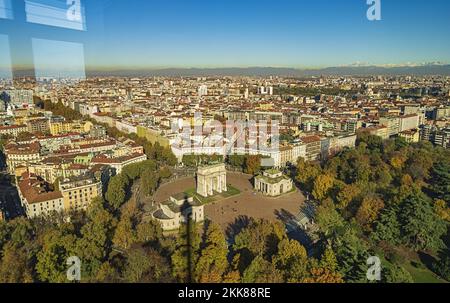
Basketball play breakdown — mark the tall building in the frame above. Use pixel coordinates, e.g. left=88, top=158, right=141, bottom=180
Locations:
left=198, top=85, right=208, bottom=97
left=434, top=127, right=450, bottom=149
left=379, top=116, right=400, bottom=137
left=432, top=107, right=450, bottom=120
left=257, top=86, right=273, bottom=95
left=420, top=124, right=436, bottom=142
left=399, top=114, right=420, bottom=132
left=380, top=115, right=419, bottom=137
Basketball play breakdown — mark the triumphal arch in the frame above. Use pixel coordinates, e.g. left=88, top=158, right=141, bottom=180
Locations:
left=196, top=163, right=227, bottom=197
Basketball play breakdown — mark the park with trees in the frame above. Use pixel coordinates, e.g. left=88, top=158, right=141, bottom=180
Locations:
left=296, top=133, right=450, bottom=282
left=1, top=102, right=449, bottom=282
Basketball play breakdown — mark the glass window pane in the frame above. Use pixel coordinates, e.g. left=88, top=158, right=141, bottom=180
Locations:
left=0, top=0, right=13, bottom=20
left=32, top=38, right=85, bottom=80
left=0, top=34, right=12, bottom=81
left=25, top=0, right=86, bottom=31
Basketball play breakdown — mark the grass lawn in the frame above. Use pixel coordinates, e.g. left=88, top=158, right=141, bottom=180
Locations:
left=221, top=185, right=241, bottom=198
left=184, top=188, right=216, bottom=204
left=403, top=261, right=447, bottom=283
left=184, top=184, right=241, bottom=205
left=378, top=248, right=447, bottom=283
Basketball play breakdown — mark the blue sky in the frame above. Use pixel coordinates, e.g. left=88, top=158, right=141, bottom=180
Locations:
left=1, top=0, right=450, bottom=70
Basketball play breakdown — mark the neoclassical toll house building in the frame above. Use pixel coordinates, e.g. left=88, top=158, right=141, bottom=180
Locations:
left=254, top=169, right=293, bottom=197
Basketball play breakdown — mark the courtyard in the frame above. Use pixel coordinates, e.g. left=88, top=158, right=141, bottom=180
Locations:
left=153, top=172, right=305, bottom=230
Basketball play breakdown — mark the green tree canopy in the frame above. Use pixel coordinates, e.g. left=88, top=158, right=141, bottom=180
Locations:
left=382, top=265, right=414, bottom=283
left=399, top=193, right=447, bottom=252
left=194, top=223, right=229, bottom=283
left=242, top=255, right=283, bottom=283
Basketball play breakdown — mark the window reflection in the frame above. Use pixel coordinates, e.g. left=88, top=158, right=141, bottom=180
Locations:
left=25, top=0, right=86, bottom=31
left=0, top=35, right=12, bottom=80
left=0, top=0, right=13, bottom=20
left=32, top=38, right=85, bottom=80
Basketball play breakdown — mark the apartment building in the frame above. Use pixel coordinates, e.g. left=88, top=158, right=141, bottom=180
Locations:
left=28, top=161, right=90, bottom=184
left=420, top=124, right=436, bottom=142
left=17, top=172, right=102, bottom=218
left=91, top=152, right=147, bottom=174
left=27, top=118, right=50, bottom=134
left=18, top=172, right=65, bottom=218
left=379, top=116, right=401, bottom=137
left=38, top=133, right=81, bottom=154
left=399, top=129, right=420, bottom=143
left=59, top=174, right=102, bottom=212
left=115, top=120, right=137, bottom=134
left=360, top=126, right=389, bottom=140
left=74, top=140, right=118, bottom=154
left=321, top=134, right=357, bottom=159
left=399, top=114, right=420, bottom=133
left=431, top=107, right=450, bottom=120
left=279, top=145, right=294, bottom=167
left=0, top=90, right=33, bottom=108
left=434, top=127, right=450, bottom=149
left=5, top=141, right=41, bottom=174
left=292, top=142, right=307, bottom=164
left=0, top=124, right=28, bottom=137
left=89, top=125, right=107, bottom=138
left=49, top=120, right=92, bottom=136
left=300, top=135, right=322, bottom=162
left=380, top=115, right=420, bottom=137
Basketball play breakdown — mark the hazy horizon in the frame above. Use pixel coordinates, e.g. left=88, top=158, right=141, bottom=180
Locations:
left=2, top=0, right=450, bottom=70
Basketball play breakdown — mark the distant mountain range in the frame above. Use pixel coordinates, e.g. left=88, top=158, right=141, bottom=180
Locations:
left=6, top=64, right=450, bottom=78
left=85, top=64, right=450, bottom=77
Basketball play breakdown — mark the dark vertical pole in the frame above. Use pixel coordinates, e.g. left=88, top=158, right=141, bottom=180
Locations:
left=184, top=193, right=194, bottom=283
left=186, top=211, right=193, bottom=283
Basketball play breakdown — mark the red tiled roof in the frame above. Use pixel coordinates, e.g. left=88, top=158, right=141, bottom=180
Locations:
left=0, top=125, right=27, bottom=130
left=91, top=153, right=146, bottom=164
left=18, top=172, right=63, bottom=204
left=301, top=135, right=322, bottom=144
left=5, top=142, right=40, bottom=155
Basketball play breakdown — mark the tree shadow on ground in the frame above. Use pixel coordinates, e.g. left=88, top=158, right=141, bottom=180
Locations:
left=226, top=215, right=252, bottom=242
left=274, top=208, right=296, bottom=224
left=418, top=251, right=438, bottom=272
left=275, top=208, right=314, bottom=254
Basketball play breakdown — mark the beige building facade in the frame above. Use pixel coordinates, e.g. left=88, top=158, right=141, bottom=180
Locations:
left=255, top=169, right=293, bottom=197
left=152, top=194, right=204, bottom=231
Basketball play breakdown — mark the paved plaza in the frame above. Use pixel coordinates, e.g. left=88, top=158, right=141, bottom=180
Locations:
left=154, top=172, right=305, bottom=230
